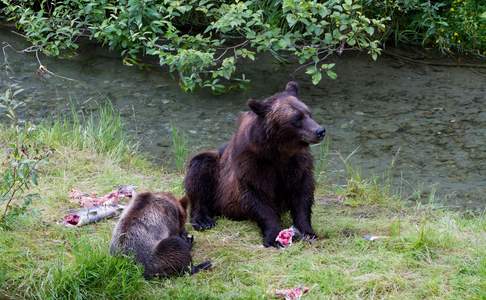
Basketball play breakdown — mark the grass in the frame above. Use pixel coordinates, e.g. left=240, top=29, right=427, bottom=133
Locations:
left=170, top=123, right=190, bottom=172
left=34, top=236, right=147, bottom=300
left=313, top=135, right=331, bottom=183
left=0, top=111, right=485, bottom=299
left=35, top=103, right=134, bottom=161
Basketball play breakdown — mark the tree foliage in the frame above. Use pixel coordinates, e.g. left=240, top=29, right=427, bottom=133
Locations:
left=2, top=0, right=386, bottom=92
left=364, top=0, right=486, bottom=55
left=2, top=0, right=484, bottom=92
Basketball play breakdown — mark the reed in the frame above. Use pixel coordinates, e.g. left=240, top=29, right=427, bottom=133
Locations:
left=170, top=124, right=189, bottom=172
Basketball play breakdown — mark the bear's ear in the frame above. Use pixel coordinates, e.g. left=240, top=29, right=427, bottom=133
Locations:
left=285, top=81, right=299, bottom=96
left=179, top=196, right=189, bottom=211
left=247, top=99, right=269, bottom=116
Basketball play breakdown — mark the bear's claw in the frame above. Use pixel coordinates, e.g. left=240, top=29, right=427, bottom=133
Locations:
left=191, top=216, right=216, bottom=231
left=263, top=239, right=284, bottom=248
left=301, top=233, right=318, bottom=243
left=179, top=232, right=194, bottom=247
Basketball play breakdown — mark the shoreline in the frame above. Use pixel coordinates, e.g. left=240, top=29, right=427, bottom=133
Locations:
left=0, top=121, right=484, bottom=299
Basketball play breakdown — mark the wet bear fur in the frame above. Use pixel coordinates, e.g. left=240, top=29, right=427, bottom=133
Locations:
left=184, top=81, right=326, bottom=247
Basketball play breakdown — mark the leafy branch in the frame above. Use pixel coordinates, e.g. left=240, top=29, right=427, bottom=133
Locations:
left=2, top=0, right=388, bottom=92
left=0, top=87, right=51, bottom=225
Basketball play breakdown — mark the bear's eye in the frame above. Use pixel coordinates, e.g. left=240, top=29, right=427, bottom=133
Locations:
left=292, top=115, right=303, bottom=128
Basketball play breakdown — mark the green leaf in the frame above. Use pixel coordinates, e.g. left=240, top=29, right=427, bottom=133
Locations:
left=324, top=33, right=333, bottom=44
left=31, top=172, right=38, bottom=185
left=321, top=63, right=335, bottom=70
left=305, top=66, right=317, bottom=75
left=286, top=14, right=298, bottom=27
left=312, top=71, right=322, bottom=85
left=305, top=66, right=322, bottom=85
left=326, top=70, right=337, bottom=79
left=365, top=27, right=374, bottom=35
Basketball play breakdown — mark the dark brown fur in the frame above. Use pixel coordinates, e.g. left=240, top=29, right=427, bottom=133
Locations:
left=110, top=192, right=210, bottom=277
left=184, top=81, right=325, bottom=247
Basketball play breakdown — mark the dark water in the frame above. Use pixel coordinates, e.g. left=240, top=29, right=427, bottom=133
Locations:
left=1, top=28, right=485, bottom=210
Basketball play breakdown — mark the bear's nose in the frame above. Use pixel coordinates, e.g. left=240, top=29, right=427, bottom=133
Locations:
left=315, top=127, right=326, bottom=138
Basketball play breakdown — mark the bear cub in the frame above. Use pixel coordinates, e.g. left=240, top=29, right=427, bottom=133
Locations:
left=110, top=192, right=211, bottom=278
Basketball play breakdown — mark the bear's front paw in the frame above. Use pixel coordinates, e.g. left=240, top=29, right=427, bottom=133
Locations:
left=191, top=216, right=216, bottom=231
left=263, top=239, right=284, bottom=248
left=180, top=231, right=194, bottom=247
left=263, top=230, right=282, bottom=248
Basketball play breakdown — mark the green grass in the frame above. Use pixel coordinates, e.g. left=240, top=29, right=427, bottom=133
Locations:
left=170, top=124, right=190, bottom=173
left=35, top=103, right=134, bottom=161
left=35, top=236, right=147, bottom=300
left=312, top=135, right=331, bottom=183
left=0, top=116, right=485, bottom=299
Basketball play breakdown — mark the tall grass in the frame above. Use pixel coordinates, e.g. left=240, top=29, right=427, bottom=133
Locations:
left=170, top=124, right=189, bottom=172
left=337, top=147, right=402, bottom=208
left=33, top=237, right=147, bottom=300
left=313, top=135, right=331, bottom=183
left=36, top=103, right=132, bottom=160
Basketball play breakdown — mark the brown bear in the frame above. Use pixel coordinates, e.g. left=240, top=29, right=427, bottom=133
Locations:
left=184, top=81, right=325, bottom=247
left=110, top=192, right=211, bottom=278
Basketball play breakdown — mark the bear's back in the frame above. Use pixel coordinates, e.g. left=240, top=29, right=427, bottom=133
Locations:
left=110, top=193, right=181, bottom=259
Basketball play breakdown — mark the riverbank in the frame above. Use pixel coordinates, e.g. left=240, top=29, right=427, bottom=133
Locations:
left=0, top=112, right=484, bottom=299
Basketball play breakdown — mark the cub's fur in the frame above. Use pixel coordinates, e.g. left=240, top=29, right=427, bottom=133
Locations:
left=110, top=192, right=210, bottom=278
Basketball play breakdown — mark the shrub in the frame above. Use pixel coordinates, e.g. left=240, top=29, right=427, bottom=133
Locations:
left=0, top=88, right=50, bottom=229
left=2, top=1, right=484, bottom=90
left=2, top=0, right=386, bottom=91
left=364, top=0, right=486, bottom=55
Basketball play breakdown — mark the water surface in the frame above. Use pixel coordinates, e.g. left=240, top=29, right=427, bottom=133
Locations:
left=1, top=28, right=485, bottom=210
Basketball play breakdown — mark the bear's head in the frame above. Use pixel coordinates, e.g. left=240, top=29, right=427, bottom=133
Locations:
left=247, top=81, right=325, bottom=148
left=153, top=192, right=188, bottom=230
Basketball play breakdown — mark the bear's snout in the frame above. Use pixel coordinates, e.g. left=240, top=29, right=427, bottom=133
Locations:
left=315, top=127, right=326, bottom=140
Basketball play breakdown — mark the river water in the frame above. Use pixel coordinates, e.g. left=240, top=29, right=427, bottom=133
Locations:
left=1, top=28, right=485, bottom=210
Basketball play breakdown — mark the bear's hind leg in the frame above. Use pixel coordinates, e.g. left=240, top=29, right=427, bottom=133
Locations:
left=184, top=151, right=219, bottom=230
left=145, top=236, right=192, bottom=278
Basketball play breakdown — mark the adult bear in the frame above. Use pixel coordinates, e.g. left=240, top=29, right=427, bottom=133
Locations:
left=184, top=81, right=325, bottom=247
